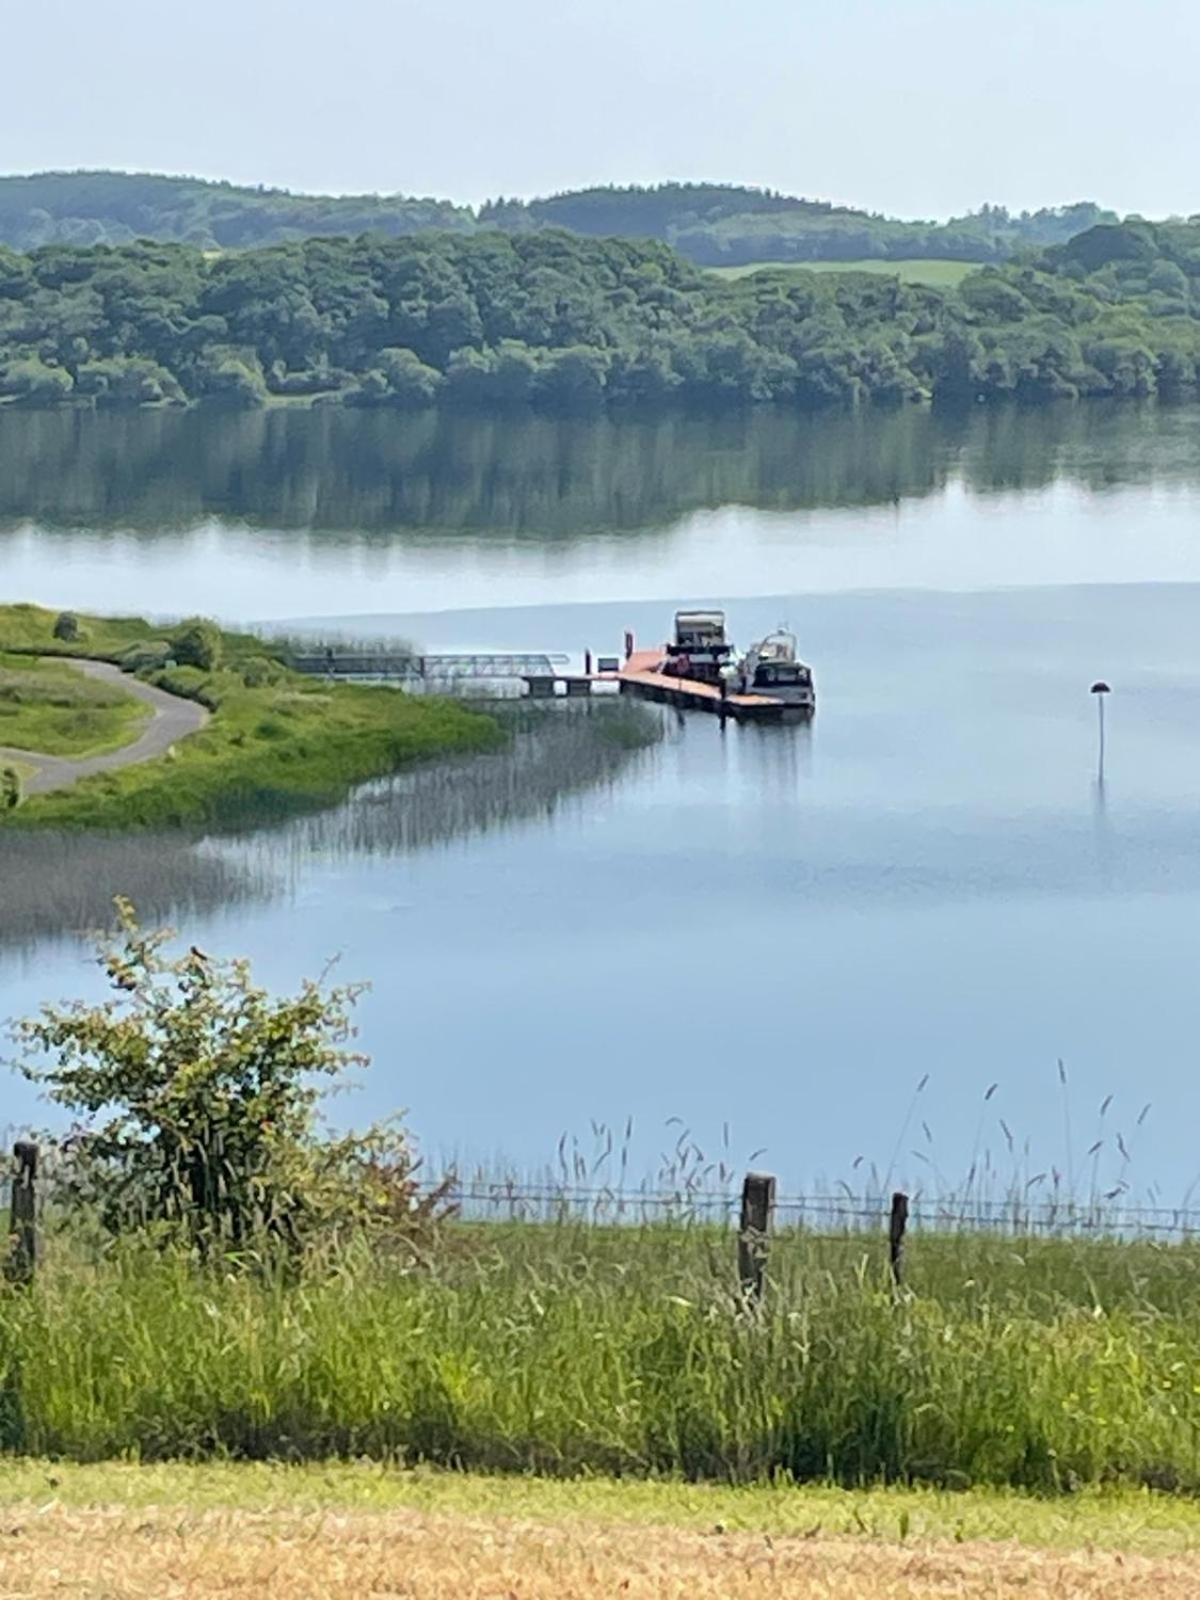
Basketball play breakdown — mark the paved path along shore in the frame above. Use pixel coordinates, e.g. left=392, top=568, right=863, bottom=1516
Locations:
left=0, top=659, right=210, bottom=795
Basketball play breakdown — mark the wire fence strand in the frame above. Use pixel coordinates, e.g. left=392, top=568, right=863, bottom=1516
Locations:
left=437, top=1179, right=1200, bottom=1239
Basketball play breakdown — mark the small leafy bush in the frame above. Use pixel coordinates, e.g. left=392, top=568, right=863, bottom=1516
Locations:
left=52, top=612, right=83, bottom=643
left=171, top=618, right=222, bottom=672
left=119, top=639, right=174, bottom=673
left=11, top=901, right=436, bottom=1256
left=151, top=664, right=222, bottom=710
left=239, top=655, right=285, bottom=689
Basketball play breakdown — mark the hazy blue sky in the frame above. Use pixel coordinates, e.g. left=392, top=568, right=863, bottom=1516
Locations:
left=5, top=0, right=1198, bottom=217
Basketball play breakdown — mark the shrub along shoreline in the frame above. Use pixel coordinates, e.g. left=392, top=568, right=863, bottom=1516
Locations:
left=0, top=604, right=504, bottom=828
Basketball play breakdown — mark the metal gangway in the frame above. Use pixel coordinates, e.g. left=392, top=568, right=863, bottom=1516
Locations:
left=289, top=650, right=570, bottom=683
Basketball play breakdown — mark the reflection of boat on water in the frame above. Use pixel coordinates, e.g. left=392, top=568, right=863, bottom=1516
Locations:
left=735, top=629, right=816, bottom=713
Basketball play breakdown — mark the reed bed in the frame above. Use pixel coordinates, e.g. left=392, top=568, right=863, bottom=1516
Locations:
left=3, top=1214, right=1200, bottom=1490
left=0, top=699, right=661, bottom=951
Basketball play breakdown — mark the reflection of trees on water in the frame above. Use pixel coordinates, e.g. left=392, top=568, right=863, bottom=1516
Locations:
left=0, top=702, right=660, bottom=952
left=0, top=404, right=1194, bottom=546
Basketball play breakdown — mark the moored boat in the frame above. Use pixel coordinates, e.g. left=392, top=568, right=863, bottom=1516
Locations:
left=661, top=609, right=738, bottom=686
left=736, top=629, right=816, bottom=712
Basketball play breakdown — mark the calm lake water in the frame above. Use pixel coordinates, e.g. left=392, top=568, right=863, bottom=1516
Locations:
left=4, top=404, right=1200, bottom=1204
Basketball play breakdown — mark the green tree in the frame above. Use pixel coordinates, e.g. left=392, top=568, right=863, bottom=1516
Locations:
left=172, top=618, right=222, bottom=671
left=925, top=324, right=984, bottom=402
left=1, top=357, right=74, bottom=404
left=443, top=342, right=540, bottom=407
left=377, top=346, right=443, bottom=407
left=76, top=356, right=183, bottom=406
left=534, top=345, right=609, bottom=411
left=11, top=902, right=368, bottom=1247
left=194, top=352, right=268, bottom=406
left=52, top=611, right=82, bottom=642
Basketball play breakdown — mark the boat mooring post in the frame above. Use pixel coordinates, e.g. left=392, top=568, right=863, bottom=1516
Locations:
left=1091, top=681, right=1111, bottom=783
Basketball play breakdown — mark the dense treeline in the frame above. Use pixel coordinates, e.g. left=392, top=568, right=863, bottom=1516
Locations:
left=483, top=184, right=1119, bottom=265
left=2, top=222, right=1200, bottom=412
left=1, top=171, right=1117, bottom=264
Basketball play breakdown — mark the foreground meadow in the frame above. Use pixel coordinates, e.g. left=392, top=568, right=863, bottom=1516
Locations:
left=0, top=1462, right=1196, bottom=1598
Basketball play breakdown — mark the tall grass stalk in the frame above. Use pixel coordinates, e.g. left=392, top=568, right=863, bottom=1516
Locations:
left=3, top=1219, right=1200, bottom=1489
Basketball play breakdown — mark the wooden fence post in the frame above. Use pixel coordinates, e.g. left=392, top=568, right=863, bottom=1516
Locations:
left=6, top=1142, right=37, bottom=1287
left=889, top=1190, right=909, bottom=1288
left=738, top=1171, right=776, bottom=1302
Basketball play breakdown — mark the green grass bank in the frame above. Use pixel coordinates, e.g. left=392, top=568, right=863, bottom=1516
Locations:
left=4, top=1219, right=1200, bottom=1491
left=0, top=652, right=150, bottom=757
left=0, top=604, right=504, bottom=828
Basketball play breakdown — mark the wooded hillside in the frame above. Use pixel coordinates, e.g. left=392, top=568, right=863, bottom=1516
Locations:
left=0, top=221, right=1197, bottom=411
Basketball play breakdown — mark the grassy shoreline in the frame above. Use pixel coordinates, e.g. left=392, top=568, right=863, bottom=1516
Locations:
left=0, top=604, right=504, bottom=828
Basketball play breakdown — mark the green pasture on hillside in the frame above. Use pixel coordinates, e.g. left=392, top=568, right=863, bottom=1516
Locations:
left=710, top=258, right=979, bottom=286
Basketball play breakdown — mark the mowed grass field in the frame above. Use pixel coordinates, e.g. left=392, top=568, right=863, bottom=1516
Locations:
left=0, top=651, right=149, bottom=757
left=0, top=1463, right=1196, bottom=1598
left=710, top=258, right=979, bottom=286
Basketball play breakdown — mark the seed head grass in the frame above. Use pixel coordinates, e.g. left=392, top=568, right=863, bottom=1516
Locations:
left=4, top=1218, right=1200, bottom=1492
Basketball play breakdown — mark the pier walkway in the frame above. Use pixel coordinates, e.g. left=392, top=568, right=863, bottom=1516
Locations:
left=615, top=649, right=790, bottom=721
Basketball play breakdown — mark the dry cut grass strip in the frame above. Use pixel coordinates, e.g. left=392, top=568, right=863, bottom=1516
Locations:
left=0, top=1504, right=1192, bottom=1599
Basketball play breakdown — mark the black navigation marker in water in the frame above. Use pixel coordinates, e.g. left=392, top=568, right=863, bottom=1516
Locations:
left=1091, top=681, right=1111, bottom=783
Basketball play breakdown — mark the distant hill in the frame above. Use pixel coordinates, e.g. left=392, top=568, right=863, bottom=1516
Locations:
left=0, top=172, right=1123, bottom=264
left=0, top=171, right=475, bottom=251
left=482, top=185, right=1121, bottom=266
